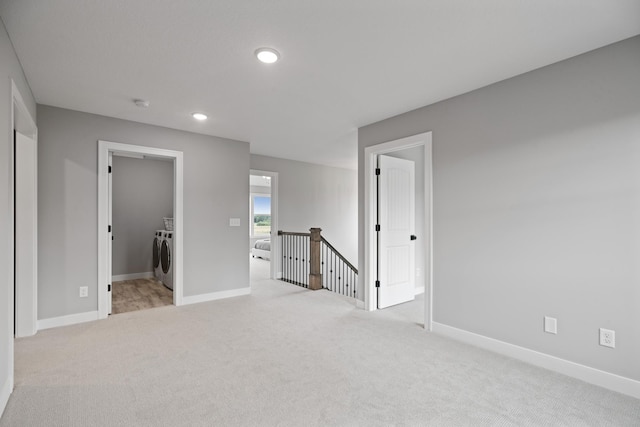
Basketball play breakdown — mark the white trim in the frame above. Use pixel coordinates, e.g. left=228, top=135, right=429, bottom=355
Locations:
left=37, top=311, right=100, bottom=331
left=250, top=169, right=279, bottom=280
left=355, top=299, right=365, bottom=309
left=432, top=322, right=640, bottom=400
left=0, top=378, right=11, bottom=418
left=98, top=141, right=184, bottom=319
left=414, top=286, right=425, bottom=295
left=112, top=272, right=155, bottom=282
left=182, top=287, right=251, bottom=305
left=363, top=132, right=433, bottom=330
left=11, top=81, right=38, bottom=340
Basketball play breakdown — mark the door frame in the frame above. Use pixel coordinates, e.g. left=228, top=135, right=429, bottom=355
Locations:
left=11, top=79, right=38, bottom=338
left=98, top=140, right=184, bottom=319
left=364, top=131, right=433, bottom=329
left=249, top=169, right=279, bottom=279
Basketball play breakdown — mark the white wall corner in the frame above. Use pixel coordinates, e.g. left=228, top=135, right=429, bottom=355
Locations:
left=182, top=287, right=251, bottom=306
left=432, top=322, right=640, bottom=400
left=37, top=311, right=99, bottom=331
left=0, top=378, right=11, bottom=419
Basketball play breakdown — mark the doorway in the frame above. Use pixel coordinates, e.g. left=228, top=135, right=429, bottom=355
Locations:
left=249, top=169, right=278, bottom=281
left=11, top=80, right=38, bottom=339
left=364, top=132, right=433, bottom=329
left=98, top=140, right=184, bottom=319
left=110, top=154, right=174, bottom=314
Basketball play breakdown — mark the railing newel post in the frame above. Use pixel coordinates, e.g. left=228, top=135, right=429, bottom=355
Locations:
left=309, top=228, right=323, bottom=290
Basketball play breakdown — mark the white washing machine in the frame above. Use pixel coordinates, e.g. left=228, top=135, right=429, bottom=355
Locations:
left=160, top=230, right=174, bottom=290
left=153, top=230, right=164, bottom=283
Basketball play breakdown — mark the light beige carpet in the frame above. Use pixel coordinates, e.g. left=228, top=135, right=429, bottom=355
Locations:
left=2, top=276, right=639, bottom=426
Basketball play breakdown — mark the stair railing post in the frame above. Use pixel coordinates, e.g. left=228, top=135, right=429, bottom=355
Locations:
left=309, top=228, right=323, bottom=290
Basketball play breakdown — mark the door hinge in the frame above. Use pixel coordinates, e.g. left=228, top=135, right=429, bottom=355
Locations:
left=375, top=168, right=381, bottom=176
left=108, top=225, right=112, bottom=232
left=107, top=284, right=111, bottom=292
left=108, top=165, right=112, bottom=173
left=375, top=224, right=380, bottom=232
left=375, top=280, right=380, bottom=288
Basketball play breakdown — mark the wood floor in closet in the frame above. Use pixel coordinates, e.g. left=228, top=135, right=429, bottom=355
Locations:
left=112, top=278, right=173, bottom=314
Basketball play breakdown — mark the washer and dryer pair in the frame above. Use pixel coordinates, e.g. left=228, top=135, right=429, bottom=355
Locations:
left=153, top=230, right=174, bottom=290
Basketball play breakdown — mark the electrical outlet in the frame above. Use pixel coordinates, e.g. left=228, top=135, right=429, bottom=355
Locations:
left=79, top=286, right=88, bottom=298
left=599, top=328, right=615, bottom=348
left=544, top=316, right=557, bottom=334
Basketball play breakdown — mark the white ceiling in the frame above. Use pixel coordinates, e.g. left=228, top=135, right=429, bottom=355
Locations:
left=2, top=1, right=639, bottom=169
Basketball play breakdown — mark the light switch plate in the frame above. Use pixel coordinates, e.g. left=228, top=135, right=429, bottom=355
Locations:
left=229, top=218, right=240, bottom=227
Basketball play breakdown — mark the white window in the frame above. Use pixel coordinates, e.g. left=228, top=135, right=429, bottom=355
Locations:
left=250, top=194, right=271, bottom=237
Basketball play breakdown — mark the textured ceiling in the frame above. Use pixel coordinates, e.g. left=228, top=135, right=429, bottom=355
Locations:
left=1, top=1, right=639, bottom=169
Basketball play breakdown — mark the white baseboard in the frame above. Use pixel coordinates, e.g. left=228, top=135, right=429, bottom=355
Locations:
left=37, top=311, right=99, bottom=331
left=432, top=322, right=640, bottom=400
left=355, top=299, right=365, bottom=309
left=415, top=286, right=425, bottom=295
left=112, top=271, right=154, bottom=282
left=276, top=271, right=283, bottom=279
left=182, top=287, right=251, bottom=305
left=0, top=378, right=11, bottom=419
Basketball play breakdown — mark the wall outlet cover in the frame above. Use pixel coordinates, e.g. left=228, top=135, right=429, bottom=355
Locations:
left=599, top=328, right=615, bottom=348
left=79, top=286, right=89, bottom=298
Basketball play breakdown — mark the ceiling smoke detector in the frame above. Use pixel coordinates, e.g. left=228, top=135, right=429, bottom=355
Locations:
left=134, top=99, right=150, bottom=108
left=255, top=47, right=280, bottom=64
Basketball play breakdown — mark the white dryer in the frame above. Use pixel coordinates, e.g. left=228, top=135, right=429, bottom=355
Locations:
left=153, top=230, right=164, bottom=282
left=160, top=230, right=174, bottom=290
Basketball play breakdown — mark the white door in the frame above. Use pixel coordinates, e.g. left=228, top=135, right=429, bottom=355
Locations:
left=107, top=152, right=113, bottom=314
left=15, top=131, right=38, bottom=336
left=377, top=154, right=415, bottom=309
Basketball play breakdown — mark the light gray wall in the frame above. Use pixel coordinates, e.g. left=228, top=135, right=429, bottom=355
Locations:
left=112, top=156, right=173, bottom=276
left=250, top=155, right=357, bottom=264
left=359, top=35, right=640, bottom=381
left=385, top=146, right=425, bottom=292
left=0, top=17, right=36, bottom=412
left=37, top=105, right=250, bottom=319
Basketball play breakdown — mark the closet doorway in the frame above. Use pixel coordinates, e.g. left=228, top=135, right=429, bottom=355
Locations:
left=98, top=141, right=184, bottom=319
left=249, top=170, right=278, bottom=282
left=110, top=153, right=174, bottom=314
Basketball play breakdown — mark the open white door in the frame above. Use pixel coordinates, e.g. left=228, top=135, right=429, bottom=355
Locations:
left=15, top=131, right=38, bottom=337
left=377, top=154, right=415, bottom=309
left=107, top=152, right=113, bottom=315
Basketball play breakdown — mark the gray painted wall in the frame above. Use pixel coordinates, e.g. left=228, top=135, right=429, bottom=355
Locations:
left=250, top=155, right=358, bottom=264
left=358, top=36, right=640, bottom=381
left=37, top=105, right=250, bottom=319
left=0, top=17, right=36, bottom=412
left=112, top=156, right=173, bottom=276
left=385, top=146, right=425, bottom=292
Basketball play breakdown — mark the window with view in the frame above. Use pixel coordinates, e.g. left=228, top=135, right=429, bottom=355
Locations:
left=251, top=195, right=271, bottom=237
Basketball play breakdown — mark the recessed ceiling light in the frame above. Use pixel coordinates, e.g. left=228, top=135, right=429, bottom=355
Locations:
left=192, top=112, right=208, bottom=121
left=255, top=47, right=280, bottom=64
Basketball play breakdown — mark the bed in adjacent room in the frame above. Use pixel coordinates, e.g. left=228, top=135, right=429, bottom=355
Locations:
left=252, top=238, right=271, bottom=260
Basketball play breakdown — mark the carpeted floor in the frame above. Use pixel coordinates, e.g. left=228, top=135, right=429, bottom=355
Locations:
left=2, top=273, right=639, bottom=426
left=112, top=278, right=173, bottom=314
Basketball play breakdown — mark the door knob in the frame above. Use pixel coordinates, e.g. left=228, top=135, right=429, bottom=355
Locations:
left=410, top=235, right=417, bottom=241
